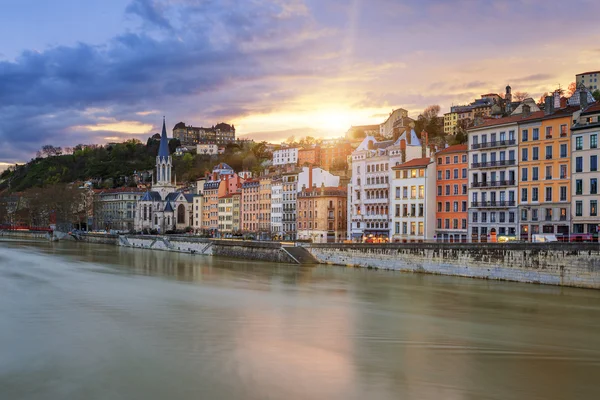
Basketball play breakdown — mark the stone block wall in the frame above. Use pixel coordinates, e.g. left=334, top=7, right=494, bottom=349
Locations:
left=306, top=243, right=600, bottom=289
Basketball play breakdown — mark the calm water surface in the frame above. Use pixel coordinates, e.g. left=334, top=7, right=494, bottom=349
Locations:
left=1, top=239, right=600, bottom=399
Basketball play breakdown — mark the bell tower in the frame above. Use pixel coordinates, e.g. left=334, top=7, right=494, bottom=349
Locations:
left=155, top=117, right=175, bottom=199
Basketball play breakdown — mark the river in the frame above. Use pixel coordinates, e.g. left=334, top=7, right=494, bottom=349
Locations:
left=1, top=239, right=599, bottom=399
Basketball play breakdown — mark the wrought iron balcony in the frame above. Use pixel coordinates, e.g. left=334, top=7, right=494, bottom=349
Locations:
left=471, top=160, right=516, bottom=169
left=470, top=200, right=516, bottom=208
left=471, top=180, right=516, bottom=188
left=471, top=139, right=516, bottom=150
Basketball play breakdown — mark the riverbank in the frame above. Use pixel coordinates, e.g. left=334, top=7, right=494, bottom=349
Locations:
left=2, top=230, right=600, bottom=289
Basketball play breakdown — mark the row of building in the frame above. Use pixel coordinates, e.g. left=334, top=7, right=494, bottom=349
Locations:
left=350, top=85, right=600, bottom=242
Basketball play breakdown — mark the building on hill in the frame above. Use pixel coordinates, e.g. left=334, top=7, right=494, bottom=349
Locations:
left=135, top=118, right=195, bottom=233
left=298, top=146, right=320, bottom=167
left=576, top=71, right=600, bottom=92
left=273, top=147, right=299, bottom=166
left=380, top=108, right=413, bottom=139
left=320, top=142, right=353, bottom=171
left=172, top=121, right=236, bottom=146
left=297, top=185, right=347, bottom=243
left=345, top=124, right=380, bottom=142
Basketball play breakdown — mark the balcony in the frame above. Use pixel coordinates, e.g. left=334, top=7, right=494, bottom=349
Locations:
left=471, top=139, right=516, bottom=150
left=471, top=180, right=516, bottom=188
left=364, top=182, right=388, bottom=189
left=560, top=215, right=567, bottom=221
left=470, top=200, right=516, bottom=208
left=471, top=160, right=516, bottom=169
left=364, top=198, right=389, bottom=204
left=545, top=215, right=553, bottom=221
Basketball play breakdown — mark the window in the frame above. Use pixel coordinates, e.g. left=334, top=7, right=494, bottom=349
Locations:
left=522, top=129, right=528, bottom=142
left=545, top=145, right=552, bottom=159
left=545, top=165, right=552, bottom=180
left=462, top=155, right=467, bottom=163
left=560, top=124, right=567, bottom=137
left=545, top=126, right=553, bottom=139
left=522, top=168, right=528, bottom=182
left=522, top=148, right=528, bottom=161
left=453, top=202, right=458, bottom=212
left=462, top=184, right=467, bottom=194
left=532, top=187, right=539, bottom=202
left=454, top=156, right=459, bottom=164
left=445, top=185, right=450, bottom=196
left=437, top=186, right=442, bottom=196
left=560, top=186, right=567, bottom=202
left=591, top=200, right=598, bottom=217
left=532, top=167, right=539, bottom=181
left=462, top=168, right=467, bottom=178
left=591, top=178, right=598, bottom=194
left=454, top=169, right=459, bottom=179
left=437, top=170, right=442, bottom=180
left=560, top=164, right=567, bottom=179
left=521, top=209, right=528, bottom=221
left=533, top=128, right=539, bottom=140
left=419, top=185, right=424, bottom=198
left=545, top=187, right=552, bottom=202
left=576, top=136, right=583, bottom=150
left=521, top=188, right=528, bottom=202
left=576, top=157, right=583, bottom=173
left=445, top=170, right=450, bottom=179
left=576, top=201, right=583, bottom=216
left=591, top=155, right=598, bottom=172
left=454, top=185, right=459, bottom=195
left=591, top=134, right=598, bottom=149
left=472, top=212, right=478, bottom=223
left=473, top=154, right=478, bottom=164
left=462, top=201, right=467, bottom=212
left=532, top=147, right=539, bottom=160
left=559, top=144, right=567, bottom=158
left=576, top=179, right=583, bottom=195
left=445, top=202, right=450, bottom=212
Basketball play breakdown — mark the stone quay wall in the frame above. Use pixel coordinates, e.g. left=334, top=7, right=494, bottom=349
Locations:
left=210, top=240, right=297, bottom=264
left=305, top=242, right=600, bottom=289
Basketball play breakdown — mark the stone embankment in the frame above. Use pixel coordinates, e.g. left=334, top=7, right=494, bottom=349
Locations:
left=305, top=242, right=600, bottom=289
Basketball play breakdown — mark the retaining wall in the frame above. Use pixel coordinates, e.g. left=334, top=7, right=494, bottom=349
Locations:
left=306, top=242, right=600, bottom=289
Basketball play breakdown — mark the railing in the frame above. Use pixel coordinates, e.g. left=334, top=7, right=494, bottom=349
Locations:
left=471, top=180, right=515, bottom=188
left=471, top=160, right=516, bottom=168
left=545, top=216, right=553, bottom=221
left=471, top=200, right=516, bottom=207
left=471, top=139, right=516, bottom=150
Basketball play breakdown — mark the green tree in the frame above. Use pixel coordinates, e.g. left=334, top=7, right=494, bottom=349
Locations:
left=593, top=90, right=600, bottom=102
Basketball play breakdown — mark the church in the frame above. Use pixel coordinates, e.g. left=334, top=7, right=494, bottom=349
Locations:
left=134, top=118, right=195, bottom=233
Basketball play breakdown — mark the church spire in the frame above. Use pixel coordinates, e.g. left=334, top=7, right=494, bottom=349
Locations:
left=158, top=116, right=170, bottom=161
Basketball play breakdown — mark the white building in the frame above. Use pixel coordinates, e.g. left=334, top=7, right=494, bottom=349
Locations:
left=273, top=147, right=299, bottom=166
left=197, top=143, right=218, bottom=155
left=467, top=116, right=520, bottom=241
left=281, top=171, right=298, bottom=240
left=297, top=166, right=339, bottom=190
left=271, top=178, right=283, bottom=238
left=348, top=130, right=429, bottom=241
left=571, top=101, right=600, bottom=236
left=390, top=158, right=436, bottom=242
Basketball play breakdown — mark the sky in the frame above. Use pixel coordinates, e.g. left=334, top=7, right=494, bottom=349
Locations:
left=1, top=0, right=600, bottom=170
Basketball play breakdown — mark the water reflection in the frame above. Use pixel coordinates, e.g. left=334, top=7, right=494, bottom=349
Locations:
left=1, top=239, right=600, bottom=400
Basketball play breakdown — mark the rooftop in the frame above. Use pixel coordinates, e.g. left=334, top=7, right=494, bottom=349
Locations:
left=436, top=144, right=468, bottom=155
left=391, top=157, right=432, bottom=170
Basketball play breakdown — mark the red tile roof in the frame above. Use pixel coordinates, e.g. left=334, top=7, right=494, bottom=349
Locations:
left=470, top=111, right=545, bottom=129
left=435, top=144, right=467, bottom=155
left=582, top=102, right=600, bottom=114
left=391, top=157, right=432, bottom=170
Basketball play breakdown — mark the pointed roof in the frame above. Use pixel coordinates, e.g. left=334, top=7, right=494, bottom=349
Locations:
left=158, top=117, right=170, bottom=160
left=164, top=201, right=174, bottom=212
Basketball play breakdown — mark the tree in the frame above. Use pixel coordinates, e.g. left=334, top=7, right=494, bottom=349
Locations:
left=513, top=91, right=530, bottom=101
left=593, top=90, right=600, bottom=102
left=286, top=136, right=296, bottom=145
left=537, top=92, right=549, bottom=106
left=566, top=82, right=577, bottom=97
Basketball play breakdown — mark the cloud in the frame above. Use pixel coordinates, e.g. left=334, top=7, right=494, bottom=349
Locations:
left=510, top=73, right=554, bottom=83
left=126, top=0, right=173, bottom=31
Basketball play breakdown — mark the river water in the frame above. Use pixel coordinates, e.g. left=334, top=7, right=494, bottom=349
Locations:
left=1, top=239, right=600, bottom=399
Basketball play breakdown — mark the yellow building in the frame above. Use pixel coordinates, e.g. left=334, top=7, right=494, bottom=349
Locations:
left=443, top=112, right=458, bottom=135
left=518, top=98, right=578, bottom=240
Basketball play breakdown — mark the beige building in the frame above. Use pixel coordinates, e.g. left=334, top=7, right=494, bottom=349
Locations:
left=297, top=186, right=347, bottom=243
left=380, top=108, right=411, bottom=138
left=576, top=71, right=600, bottom=92
left=197, top=143, right=218, bottom=155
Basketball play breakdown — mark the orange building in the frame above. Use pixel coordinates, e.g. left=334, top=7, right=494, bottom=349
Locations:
left=320, top=143, right=352, bottom=171
left=518, top=97, right=575, bottom=239
left=241, top=179, right=259, bottom=235
left=298, top=147, right=321, bottom=167
left=202, top=180, right=220, bottom=235
left=435, top=144, right=468, bottom=242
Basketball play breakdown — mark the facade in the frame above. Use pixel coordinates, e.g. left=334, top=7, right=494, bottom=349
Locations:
left=270, top=178, right=283, bottom=238
left=241, top=180, right=259, bottom=235
left=193, top=194, right=203, bottom=233
left=218, top=195, right=234, bottom=234
left=576, top=71, right=600, bottom=92
left=297, top=186, right=347, bottom=243
left=468, top=115, right=521, bottom=242
left=519, top=98, right=575, bottom=240
left=197, top=143, right=218, bottom=155
left=95, top=187, right=145, bottom=232
left=258, top=177, right=272, bottom=239
left=434, top=145, right=468, bottom=242
left=202, top=180, right=220, bottom=234
left=320, top=142, right=352, bottom=171
left=390, top=158, right=436, bottom=242
left=298, top=147, right=320, bottom=167
left=173, top=122, right=235, bottom=146
left=348, top=130, right=429, bottom=242
left=443, top=111, right=458, bottom=135
left=281, top=171, right=298, bottom=240
left=379, top=108, right=410, bottom=138
left=571, top=102, right=600, bottom=237
left=231, top=192, right=241, bottom=234
left=273, top=147, right=299, bottom=166
left=135, top=119, right=195, bottom=233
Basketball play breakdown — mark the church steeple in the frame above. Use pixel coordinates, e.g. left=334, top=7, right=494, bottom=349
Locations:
left=155, top=116, right=173, bottom=191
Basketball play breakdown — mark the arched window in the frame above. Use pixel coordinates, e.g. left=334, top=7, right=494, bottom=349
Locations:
left=177, top=204, right=185, bottom=224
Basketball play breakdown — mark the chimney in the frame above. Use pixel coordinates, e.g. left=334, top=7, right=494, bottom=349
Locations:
left=544, top=96, right=554, bottom=115
left=580, top=90, right=589, bottom=110
left=321, top=182, right=325, bottom=196
left=406, top=129, right=411, bottom=145
left=308, top=167, right=313, bottom=189
left=522, top=104, right=531, bottom=117
left=553, top=91, right=561, bottom=109
left=400, top=139, right=407, bottom=163
left=421, top=131, right=428, bottom=158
